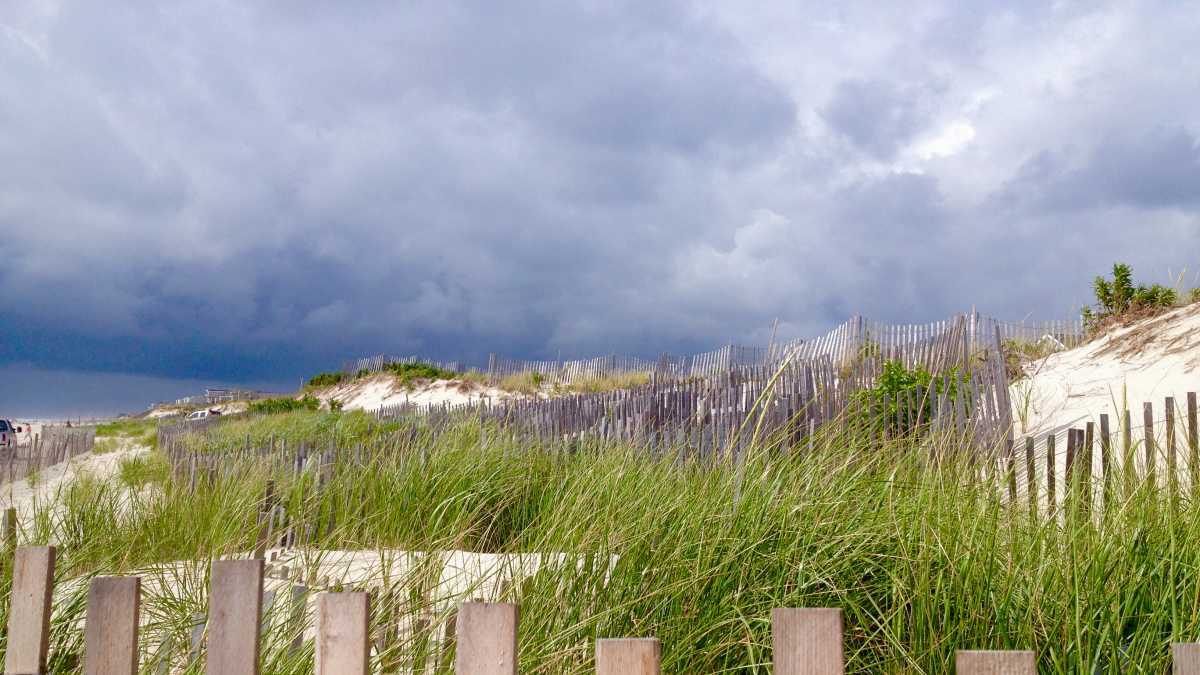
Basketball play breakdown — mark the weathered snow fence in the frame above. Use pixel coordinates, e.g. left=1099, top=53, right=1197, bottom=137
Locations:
left=771, top=607, right=844, bottom=674
left=955, top=650, right=1037, bottom=674
left=84, top=576, right=140, bottom=675
left=455, top=601, right=519, bottom=675
left=38, top=544, right=1200, bottom=672
left=208, top=559, right=264, bottom=675
left=595, top=638, right=661, bottom=675
left=1173, top=642, right=1200, bottom=674
left=4, top=546, right=55, bottom=675
left=316, top=592, right=370, bottom=675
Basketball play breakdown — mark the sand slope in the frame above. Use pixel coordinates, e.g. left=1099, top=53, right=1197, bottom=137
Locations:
left=1012, top=302, right=1200, bottom=438
left=312, top=375, right=514, bottom=413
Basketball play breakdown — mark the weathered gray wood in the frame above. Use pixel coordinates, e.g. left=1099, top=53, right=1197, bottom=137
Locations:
left=316, top=592, right=370, bottom=675
left=187, top=613, right=206, bottom=668
left=1046, top=433, right=1056, bottom=511
left=955, top=650, right=1036, bottom=674
left=455, top=602, right=518, bottom=675
left=4, top=540, right=55, bottom=672
left=1025, top=437, right=1036, bottom=516
left=5, top=546, right=56, bottom=675
left=1144, top=401, right=1156, bottom=480
left=290, top=585, right=309, bottom=654
left=1168, top=397, right=1178, bottom=493
left=771, top=607, right=843, bottom=674
left=595, top=638, right=660, bottom=675
left=1100, top=414, right=1112, bottom=509
left=2, top=508, right=15, bottom=553
left=1173, top=642, right=1200, bottom=674
left=1190, top=392, right=1199, bottom=492
left=208, top=559, right=264, bottom=675
left=84, top=576, right=140, bottom=675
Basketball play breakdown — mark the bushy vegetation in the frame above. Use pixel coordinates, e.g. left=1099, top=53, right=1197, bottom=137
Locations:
left=10, top=410, right=1200, bottom=671
left=1082, top=263, right=1178, bottom=329
left=305, top=371, right=346, bottom=389
left=851, top=360, right=966, bottom=436
left=247, top=395, right=322, bottom=415
left=556, top=371, right=651, bottom=394
left=1192, top=287, right=1200, bottom=304
left=384, top=361, right=457, bottom=386
left=1001, top=337, right=1062, bottom=381
left=94, top=417, right=157, bottom=449
left=497, top=371, right=546, bottom=395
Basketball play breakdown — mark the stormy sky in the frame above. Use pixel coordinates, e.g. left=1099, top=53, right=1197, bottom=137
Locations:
left=2, top=1, right=1199, bottom=417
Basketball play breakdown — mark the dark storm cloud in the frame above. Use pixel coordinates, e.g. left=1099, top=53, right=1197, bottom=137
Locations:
left=2, top=1, right=1200, bottom=416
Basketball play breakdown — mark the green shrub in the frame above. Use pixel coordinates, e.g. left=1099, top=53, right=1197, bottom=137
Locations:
left=386, top=361, right=456, bottom=388
left=306, top=371, right=346, bottom=388
left=248, top=395, right=322, bottom=415
left=1191, top=288, right=1200, bottom=304
left=1082, top=263, right=1177, bottom=329
left=852, top=360, right=966, bottom=436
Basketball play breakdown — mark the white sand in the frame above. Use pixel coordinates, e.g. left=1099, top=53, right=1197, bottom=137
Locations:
left=0, top=442, right=148, bottom=521
left=312, top=375, right=514, bottom=413
left=1011, top=302, right=1200, bottom=439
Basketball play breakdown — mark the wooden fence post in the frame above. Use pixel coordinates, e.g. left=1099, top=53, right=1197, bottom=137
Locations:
left=84, top=576, right=140, bottom=675
left=770, top=607, right=843, bottom=674
left=290, top=585, right=309, bottom=655
left=1189, top=392, right=1198, bottom=494
left=455, top=602, right=518, bottom=675
left=1100, top=414, right=1112, bottom=511
left=4, top=546, right=56, bottom=675
left=1046, top=433, right=1056, bottom=512
left=208, top=559, right=264, bottom=675
left=1025, top=437, right=1036, bottom=518
left=955, top=650, right=1036, bottom=674
left=595, top=638, right=661, bottom=675
left=2, top=508, right=15, bottom=554
left=1173, top=643, right=1200, bottom=674
left=1168, top=397, right=1178, bottom=498
left=316, top=592, right=370, bottom=675
left=1144, top=401, right=1156, bottom=483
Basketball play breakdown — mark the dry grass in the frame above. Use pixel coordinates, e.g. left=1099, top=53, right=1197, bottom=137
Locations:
left=555, top=371, right=652, bottom=394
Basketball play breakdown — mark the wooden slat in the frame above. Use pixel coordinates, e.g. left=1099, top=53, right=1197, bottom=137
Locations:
left=208, top=559, right=264, bottom=675
left=595, top=638, right=661, bottom=675
left=1025, top=437, right=1036, bottom=517
left=1046, top=433, right=1056, bottom=512
left=1168, top=397, right=1178, bottom=494
left=85, top=576, right=140, bottom=675
left=1100, top=414, right=1112, bottom=510
left=1190, top=392, right=1199, bottom=493
left=316, top=592, right=370, bottom=675
left=955, top=650, right=1036, bottom=674
left=1144, top=401, right=1156, bottom=481
left=5, top=546, right=56, bottom=675
left=1173, top=643, right=1200, bottom=674
left=771, top=607, right=843, bottom=674
left=455, top=602, right=518, bottom=675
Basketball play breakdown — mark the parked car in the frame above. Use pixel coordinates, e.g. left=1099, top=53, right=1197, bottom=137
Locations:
left=0, top=419, right=15, bottom=448
left=184, top=409, right=222, bottom=421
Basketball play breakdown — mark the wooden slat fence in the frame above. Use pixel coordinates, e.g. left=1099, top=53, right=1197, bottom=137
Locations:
left=1002, top=390, right=1200, bottom=515
left=340, top=311, right=1083, bottom=387
left=0, top=426, right=94, bottom=486
left=4, top=545, right=1200, bottom=672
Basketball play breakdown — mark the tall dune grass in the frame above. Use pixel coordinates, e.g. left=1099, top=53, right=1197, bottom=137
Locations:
left=5, top=413, right=1200, bottom=671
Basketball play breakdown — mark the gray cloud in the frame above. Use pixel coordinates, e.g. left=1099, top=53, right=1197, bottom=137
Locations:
left=1, top=1, right=1200, bottom=415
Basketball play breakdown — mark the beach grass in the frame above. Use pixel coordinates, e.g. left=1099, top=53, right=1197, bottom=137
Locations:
left=3, top=411, right=1200, bottom=672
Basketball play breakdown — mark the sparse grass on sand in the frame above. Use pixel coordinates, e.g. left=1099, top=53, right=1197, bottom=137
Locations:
left=94, top=417, right=158, bottom=449
left=7, top=407, right=1200, bottom=672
